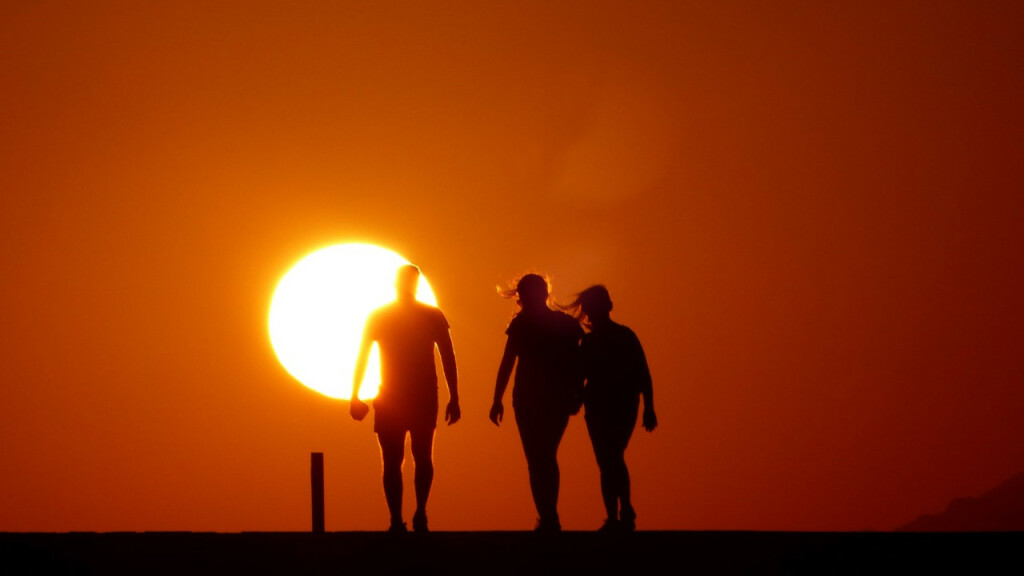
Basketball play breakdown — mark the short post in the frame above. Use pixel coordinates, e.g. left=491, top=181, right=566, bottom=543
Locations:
left=311, top=452, right=325, bottom=533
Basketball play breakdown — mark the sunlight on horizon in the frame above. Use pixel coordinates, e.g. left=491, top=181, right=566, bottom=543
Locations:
left=268, top=243, right=437, bottom=400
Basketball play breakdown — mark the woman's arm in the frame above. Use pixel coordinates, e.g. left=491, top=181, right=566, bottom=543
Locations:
left=636, top=335, right=657, bottom=431
left=490, top=338, right=516, bottom=426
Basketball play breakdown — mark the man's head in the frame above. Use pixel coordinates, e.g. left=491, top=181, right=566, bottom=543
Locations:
left=395, top=264, right=421, bottom=301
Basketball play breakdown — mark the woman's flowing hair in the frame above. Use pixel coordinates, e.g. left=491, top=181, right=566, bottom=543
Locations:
left=497, top=272, right=553, bottom=316
left=562, top=284, right=613, bottom=330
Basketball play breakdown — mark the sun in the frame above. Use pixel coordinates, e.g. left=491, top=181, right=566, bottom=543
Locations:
left=268, top=243, right=437, bottom=400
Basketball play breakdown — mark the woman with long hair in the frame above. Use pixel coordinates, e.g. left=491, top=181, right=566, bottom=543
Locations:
left=490, top=273, right=584, bottom=532
left=566, top=284, right=656, bottom=531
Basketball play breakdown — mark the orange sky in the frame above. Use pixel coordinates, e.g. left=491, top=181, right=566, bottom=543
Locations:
left=2, top=1, right=1023, bottom=532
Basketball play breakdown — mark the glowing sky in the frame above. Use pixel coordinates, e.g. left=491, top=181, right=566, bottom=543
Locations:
left=1, top=1, right=1022, bottom=532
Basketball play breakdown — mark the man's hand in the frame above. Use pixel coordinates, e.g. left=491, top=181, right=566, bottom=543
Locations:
left=350, top=398, right=369, bottom=421
left=445, top=399, right=461, bottom=425
left=489, top=401, right=504, bottom=426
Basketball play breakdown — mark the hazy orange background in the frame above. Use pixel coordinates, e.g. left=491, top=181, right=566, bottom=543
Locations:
left=2, top=1, right=1022, bottom=532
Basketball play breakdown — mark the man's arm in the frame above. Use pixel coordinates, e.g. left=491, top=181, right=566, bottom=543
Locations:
left=350, top=328, right=372, bottom=421
left=437, top=327, right=460, bottom=425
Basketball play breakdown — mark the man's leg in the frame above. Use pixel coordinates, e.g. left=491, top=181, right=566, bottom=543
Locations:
left=377, top=429, right=407, bottom=530
left=409, top=426, right=436, bottom=532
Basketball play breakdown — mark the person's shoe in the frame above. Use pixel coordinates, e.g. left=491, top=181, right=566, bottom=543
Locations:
left=598, top=518, right=619, bottom=532
left=412, top=510, right=429, bottom=533
left=619, top=508, right=637, bottom=532
left=534, top=517, right=561, bottom=533
left=387, top=519, right=407, bottom=534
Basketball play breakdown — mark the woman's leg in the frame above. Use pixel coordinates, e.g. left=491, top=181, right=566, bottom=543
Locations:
left=587, top=415, right=622, bottom=522
left=516, top=407, right=569, bottom=529
left=587, top=403, right=638, bottom=526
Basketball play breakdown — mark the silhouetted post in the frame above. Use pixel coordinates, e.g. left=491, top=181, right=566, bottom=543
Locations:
left=311, top=452, right=325, bottom=533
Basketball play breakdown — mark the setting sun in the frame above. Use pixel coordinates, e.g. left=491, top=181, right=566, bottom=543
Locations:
left=268, top=243, right=437, bottom=400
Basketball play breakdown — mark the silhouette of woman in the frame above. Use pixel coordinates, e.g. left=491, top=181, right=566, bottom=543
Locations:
left=490, top=273, right=584, bottom=532
left=566, top=285, right=656, bottom=531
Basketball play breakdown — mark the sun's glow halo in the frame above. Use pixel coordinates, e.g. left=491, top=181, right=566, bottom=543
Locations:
left=268, top=243, right=436, bottom=400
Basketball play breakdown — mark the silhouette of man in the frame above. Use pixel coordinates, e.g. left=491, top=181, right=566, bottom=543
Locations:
left=350, top=264, right=460, bottom=533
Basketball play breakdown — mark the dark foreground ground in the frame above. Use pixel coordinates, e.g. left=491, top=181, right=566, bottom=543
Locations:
left=1, top=530, right=1019, bottom=575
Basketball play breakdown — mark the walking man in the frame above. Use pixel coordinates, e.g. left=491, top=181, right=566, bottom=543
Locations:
left=351, top=264, right=460, bottom=533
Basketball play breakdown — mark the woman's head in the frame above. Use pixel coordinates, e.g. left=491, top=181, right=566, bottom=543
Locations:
left=498, top=273, right=551, bottom=312
left=567, top=284, right=613, bottom=328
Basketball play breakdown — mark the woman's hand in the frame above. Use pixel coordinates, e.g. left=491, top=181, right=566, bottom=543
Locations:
left=445, top=399, right=461, bottom=425
left=568, top=395, right=583, bottom=416
left=642, top=408, right=657, bottom=432
left=489, top=401, right=504, bottom=426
